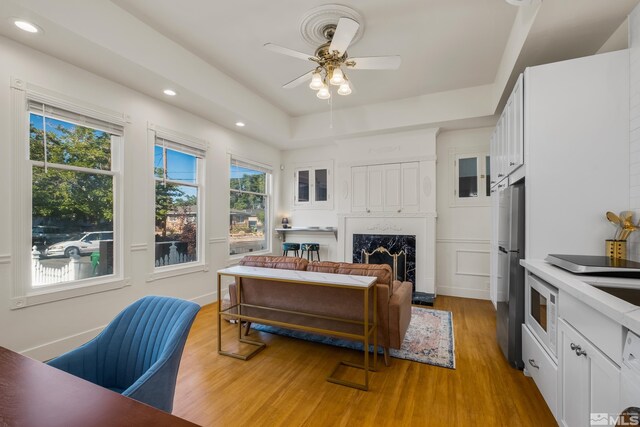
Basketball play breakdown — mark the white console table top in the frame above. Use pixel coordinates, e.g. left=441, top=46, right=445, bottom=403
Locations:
left=217, top=265, right=376, bottom=289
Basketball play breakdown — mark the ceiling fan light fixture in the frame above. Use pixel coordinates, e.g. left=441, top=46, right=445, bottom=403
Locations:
left=337, top=81, right=352, bottom=96
left=309, top=71, right=323, bottom=90
left=329, top=67, right=345, bottom=86
left=317, top=85, right=331, bottom=99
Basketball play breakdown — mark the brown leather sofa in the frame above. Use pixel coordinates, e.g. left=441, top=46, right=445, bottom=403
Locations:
left=227, top=255, right=413, bottom=366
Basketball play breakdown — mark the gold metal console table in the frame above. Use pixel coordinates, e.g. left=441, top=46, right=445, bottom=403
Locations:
left=217, top=265, right=377, bottom=390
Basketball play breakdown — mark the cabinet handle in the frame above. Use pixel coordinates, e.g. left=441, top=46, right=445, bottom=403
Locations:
left=570, top=343, right=587, bottom=357
left=498, top=174, right=504, bottom=177
left=397, top=209, right=401, bottom=213
left=509, top=162, right=515, bottom=166
left=366, top=209, right=370, bottom=213
left=528, top=359, right=539, bottom=369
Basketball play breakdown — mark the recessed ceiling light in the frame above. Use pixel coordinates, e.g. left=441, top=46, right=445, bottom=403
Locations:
left=235, top=122, right=246, bottom=127
left=163, top=89, right=177, bottom=96
left=14, top=20, right=39, bottom=33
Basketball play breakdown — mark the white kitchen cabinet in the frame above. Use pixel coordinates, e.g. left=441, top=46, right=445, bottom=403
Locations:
left=507, top=74, right=524, bottom=175
left=351, top=166, right=368, bottom=212
left=558, top=319, right=621, bottom=427
left=401, top=162, right=420, bottom=213
left=350, top=162, right=420, bottom=213
left=490, top=73, right=523, bottom=188
left=522, top=324, right=558, bottom=418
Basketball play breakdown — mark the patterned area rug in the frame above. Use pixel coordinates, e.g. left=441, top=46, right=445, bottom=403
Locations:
left=251, top=306, right=456, bottom=369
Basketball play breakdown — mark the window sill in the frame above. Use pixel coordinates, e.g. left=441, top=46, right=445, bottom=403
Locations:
left=147, top=262, right=209, bottom=282
left=228, top=249, right=273, bottom=264
left=11, top=276, right=130, bottom=309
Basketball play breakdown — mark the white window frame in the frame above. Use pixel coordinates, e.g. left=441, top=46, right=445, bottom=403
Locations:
left=147, top=124, right=208, bottom=282
left=229, top=155, right=272, bottom=260
left=10, top=78, right=128, bottom=309
left=451, top=150, right=491, bottom=207
left=293, top=160, right=333, bottom=210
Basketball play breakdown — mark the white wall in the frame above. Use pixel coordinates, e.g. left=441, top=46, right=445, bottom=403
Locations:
left=0, top=35, right=281, bottom=359
left=435, top=127, right=492, bottom=300
left=279, top=128, right=438, bottom=264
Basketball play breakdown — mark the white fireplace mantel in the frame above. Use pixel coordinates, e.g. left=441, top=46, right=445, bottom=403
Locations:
left=337, top=212, right=437, bottom=294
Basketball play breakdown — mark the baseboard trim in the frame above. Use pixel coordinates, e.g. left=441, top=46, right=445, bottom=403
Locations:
left=21, top=325, right=105, bottom=362
left=437, top=285, right=490, bottom=301
left=191, top=291, right=217, bottom=307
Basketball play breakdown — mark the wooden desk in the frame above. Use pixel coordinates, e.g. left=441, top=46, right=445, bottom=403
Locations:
left=217, top=265, right=377, bottom=390
left=0, top=346, right=199, bottom=427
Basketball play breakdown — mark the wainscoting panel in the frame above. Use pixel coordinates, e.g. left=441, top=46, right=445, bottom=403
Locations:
left=436, top=239, right=490, bottom=300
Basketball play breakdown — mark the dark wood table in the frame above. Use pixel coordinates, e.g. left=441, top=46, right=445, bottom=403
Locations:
left=0, top=346, right=199, bottom=427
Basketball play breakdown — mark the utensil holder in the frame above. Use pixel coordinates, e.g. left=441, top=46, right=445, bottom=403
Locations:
left=606, top=239, right=627, bottom=259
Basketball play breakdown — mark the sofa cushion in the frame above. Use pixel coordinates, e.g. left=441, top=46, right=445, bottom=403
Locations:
left=305, top=261, right=341, bottom=274
left=335, top=263, right=393, bottom=287
left=239, top=255, right=308, bottom=270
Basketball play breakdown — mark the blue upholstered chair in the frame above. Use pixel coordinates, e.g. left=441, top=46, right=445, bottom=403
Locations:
left=47, top=295, right=200, bottom=413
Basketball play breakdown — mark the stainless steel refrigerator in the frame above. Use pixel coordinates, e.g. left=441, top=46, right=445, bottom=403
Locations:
left=496, top=181, right=525, bottom=369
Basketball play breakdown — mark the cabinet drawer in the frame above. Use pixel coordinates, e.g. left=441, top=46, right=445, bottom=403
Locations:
left=559, top=291, right=623, bottom=363
left=523, top=324, right=558, bottom=418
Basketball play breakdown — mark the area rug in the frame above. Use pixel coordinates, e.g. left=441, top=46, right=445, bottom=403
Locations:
left=251, top=306, right=455, bottom=369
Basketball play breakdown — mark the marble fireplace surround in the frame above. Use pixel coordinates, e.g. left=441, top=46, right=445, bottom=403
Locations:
left=337, top=213, right=436, bottom=294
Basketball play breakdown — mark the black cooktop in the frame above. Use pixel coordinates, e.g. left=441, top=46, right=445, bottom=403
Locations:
left=546, top=254, right=640, bottom=277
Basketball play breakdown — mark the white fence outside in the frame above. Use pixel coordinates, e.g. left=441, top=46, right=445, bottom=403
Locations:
left=155, top=242, right=195, bottom=267
left=32, top=246, right=79, bottom=286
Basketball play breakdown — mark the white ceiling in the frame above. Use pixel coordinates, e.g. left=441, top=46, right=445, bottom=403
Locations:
left=111, top=0, right=517, bottom=117
left=0, top=0, right=638, bottom=149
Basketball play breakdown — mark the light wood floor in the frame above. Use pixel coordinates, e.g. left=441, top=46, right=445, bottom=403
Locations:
left=172, top=296, right=556, bottom=427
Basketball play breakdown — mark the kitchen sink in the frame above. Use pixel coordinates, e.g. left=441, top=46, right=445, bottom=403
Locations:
left=588, top=283, right=640, bottom=306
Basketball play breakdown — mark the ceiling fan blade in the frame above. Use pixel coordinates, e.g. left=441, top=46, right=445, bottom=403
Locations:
left=329, top=17, right=359, bottom=56
left=283, top=70, right=315, bottom=89
left=347, top=56, right=402, bottom=70
left=264, top=43, right=317, bottom=62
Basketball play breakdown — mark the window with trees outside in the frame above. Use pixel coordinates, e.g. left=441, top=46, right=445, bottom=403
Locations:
left=29, top=102, right=122, bottom=288
left=154, top=139, right=203, bottom=268
left=230, top=158, right=271, bottom=256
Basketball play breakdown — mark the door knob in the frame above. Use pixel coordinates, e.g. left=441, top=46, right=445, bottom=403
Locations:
left=528, top=359, right=539, bottom=369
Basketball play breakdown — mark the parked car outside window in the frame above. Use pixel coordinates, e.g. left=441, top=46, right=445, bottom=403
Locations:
left=45, top=231, right=113, bottom=258
left=31, top=226, right=71, bottom=248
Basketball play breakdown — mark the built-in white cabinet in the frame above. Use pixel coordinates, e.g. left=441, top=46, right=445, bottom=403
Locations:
left=490, top=74, right=523, bottom=188
left=401, top=163, right=420, bottom=213
left=558, top=319, right=621, bottom=427
left=351, top=162, right=420, bottom=213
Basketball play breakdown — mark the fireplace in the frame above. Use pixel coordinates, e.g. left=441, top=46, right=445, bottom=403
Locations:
left=338, top=213, right=436, bottom=303
left=352, top=234, right=416, bottom=289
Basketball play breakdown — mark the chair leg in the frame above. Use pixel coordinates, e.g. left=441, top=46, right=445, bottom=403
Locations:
left=383, top=347, right=391, bottom=367
left=244, top=321, right=252, bottom=336
left=282, top=250, right=286, bottom=256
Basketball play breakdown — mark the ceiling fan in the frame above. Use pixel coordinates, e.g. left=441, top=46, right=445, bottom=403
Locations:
left=264, top=17, right=401, bottom=100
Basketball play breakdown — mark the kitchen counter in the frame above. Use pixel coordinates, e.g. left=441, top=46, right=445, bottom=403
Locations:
left=521, top=259, right=640, bottom=335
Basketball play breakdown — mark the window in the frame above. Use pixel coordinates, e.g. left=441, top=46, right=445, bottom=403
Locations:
left=154, top=137, right=204, bottom=268
left=229, top=158, right=271, bottom=256
left=293, top=163, right=332, bottom=209
left=28, top=102, right=122, bottom=288
left=453, top=152, right=491, bottom=206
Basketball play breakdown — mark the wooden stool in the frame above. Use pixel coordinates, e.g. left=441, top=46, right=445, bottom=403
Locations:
left=300, top=243, right=320, bottom=261
left=282, top=242, right=300, bottom=257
